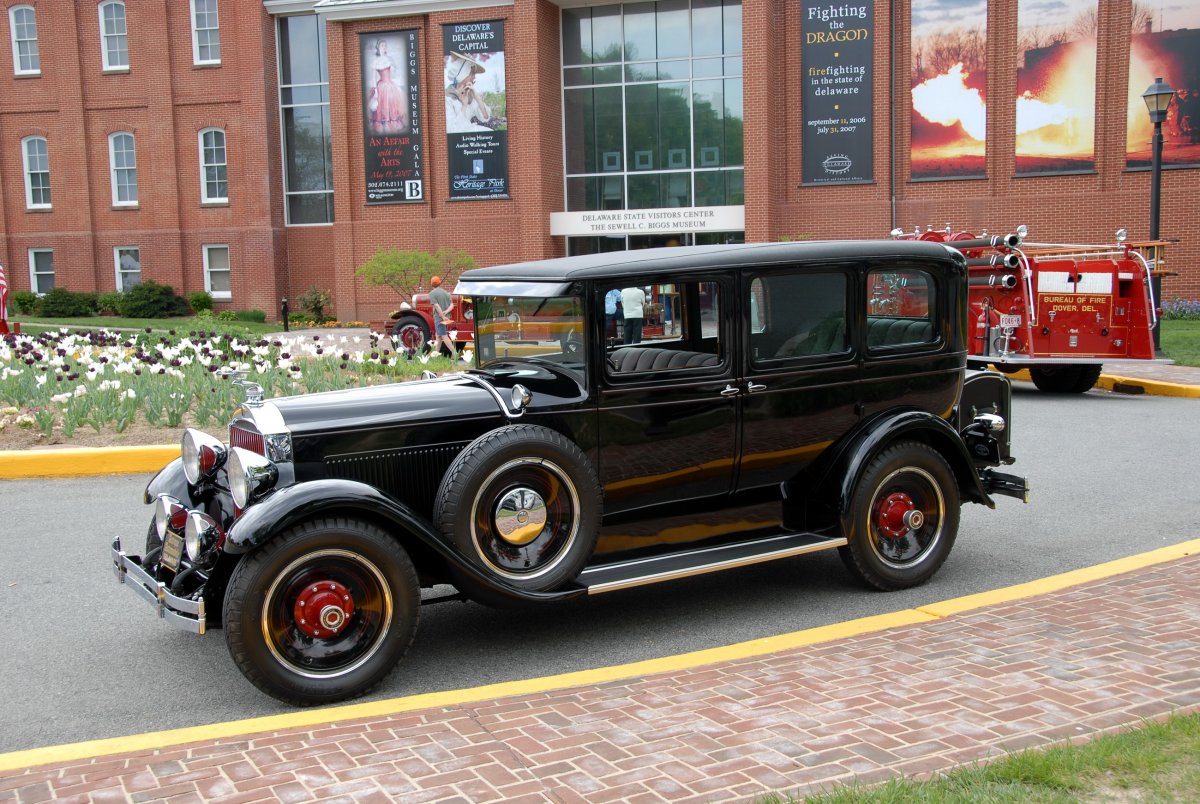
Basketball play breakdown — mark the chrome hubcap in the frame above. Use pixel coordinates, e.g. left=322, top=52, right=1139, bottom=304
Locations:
left=494, top=487, right=548, bottom=545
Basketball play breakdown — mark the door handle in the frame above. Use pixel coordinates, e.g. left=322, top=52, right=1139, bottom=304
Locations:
left=720, top=385, right=741, bottom=397
left=747, top=382, right=767, bottom=393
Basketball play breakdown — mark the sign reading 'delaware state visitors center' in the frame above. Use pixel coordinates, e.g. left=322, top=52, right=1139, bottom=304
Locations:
left=802, top=2, right=874, bottom=185
left=360, top=30, right=424, bottom=204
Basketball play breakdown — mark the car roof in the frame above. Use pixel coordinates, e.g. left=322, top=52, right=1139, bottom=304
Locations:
left=459, top=240, right=961, bottom=283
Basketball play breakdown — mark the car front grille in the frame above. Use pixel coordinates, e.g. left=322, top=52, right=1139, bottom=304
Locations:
left=230, top=423, right=265, bottom=457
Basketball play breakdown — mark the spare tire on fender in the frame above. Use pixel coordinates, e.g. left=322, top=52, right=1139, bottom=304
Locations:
left=434, top=424, right=601, bottom=593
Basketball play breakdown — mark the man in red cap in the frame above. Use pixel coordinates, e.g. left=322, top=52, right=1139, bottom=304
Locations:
left=428, top=275, right=457, bottom=357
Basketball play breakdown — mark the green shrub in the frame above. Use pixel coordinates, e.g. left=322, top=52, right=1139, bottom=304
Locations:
left=298, top=286, right=334, bottom=323
left=188, top=291, right=214, bottom=313
left=218, top=309, right=237, bottom=321
left=234, top=309, right=267, bottom=323
left=11, top=292, right=39, bottom=315
left=36, top=288, right=98, bottom=317
left=96, top=291, right=124, bottom=315
left=195, top=309, right=215, bottom=322
left=116, top=280, right=189, bottom=318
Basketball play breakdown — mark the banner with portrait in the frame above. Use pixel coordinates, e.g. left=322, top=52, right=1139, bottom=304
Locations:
left=443, top=20, right=510, bottom=200
left=910, top=1, right=987, bottom=180
left=360, top=30, right=424, bottom=204
left=1015, top=0, right=1097, bottom=175
left=1126, top=6, right=1200, bottom=169
left=801, top=2, right=874, bottom=185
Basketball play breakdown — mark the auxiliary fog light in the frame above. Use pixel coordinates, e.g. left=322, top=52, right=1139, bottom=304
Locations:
left=184, top=511, right=224, bottom=562
left=154, top=495, right=187, bottom=542
left=228, top=447, right=279, bottom=509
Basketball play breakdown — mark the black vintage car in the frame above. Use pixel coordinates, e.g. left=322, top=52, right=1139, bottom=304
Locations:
left=112, top=241, right=1028, bottom=705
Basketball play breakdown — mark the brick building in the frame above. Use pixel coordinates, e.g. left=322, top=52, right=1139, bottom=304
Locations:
left=1, top=0, right=1196, bottom=324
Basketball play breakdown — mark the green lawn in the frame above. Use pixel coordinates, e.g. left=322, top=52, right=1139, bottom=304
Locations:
left=1162, top=319, right=1200, bottom=367
left=11, top=314, right=282, bottom=338
left=765, top=711, right=1200, bottom=803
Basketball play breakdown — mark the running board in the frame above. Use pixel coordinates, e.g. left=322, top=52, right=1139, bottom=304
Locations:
left=578, top=532, right=847, bottom=595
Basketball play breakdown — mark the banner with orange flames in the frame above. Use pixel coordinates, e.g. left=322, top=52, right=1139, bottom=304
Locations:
left=1015, top=0, right=1097, bottom=175
left=1126, top=6, right=1200, bottom=169
left=910, top=1, right=987, bottom=180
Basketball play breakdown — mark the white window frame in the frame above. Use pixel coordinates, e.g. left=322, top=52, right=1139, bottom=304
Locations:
left=21, top=135, right=51, bottom=210
left=9, top=5, right=40, bottom=76
left=189, top=0, right=220, bottom=66
left=28, top=248, right=54, bottom=295
left=98, top=0, right=129, bottom=71
left=114, top=246, right=141, bottom=292
left=203, top=244, right=231, bottom=300
left=198, top=127, right=228, bottom=203
left=108, top=131, right=138, bottom=207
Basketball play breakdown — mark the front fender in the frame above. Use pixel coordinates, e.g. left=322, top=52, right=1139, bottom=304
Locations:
left=799, top=409, right=993, bottom=520
left=143, top=457, right=191, bottom=505
left=225, top=479, right=583, bottom=604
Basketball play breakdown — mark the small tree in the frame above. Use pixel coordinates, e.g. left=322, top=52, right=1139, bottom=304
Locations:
left=297, top=286, right=334, bottom=323
left=356, top=248, right=476, bottom=306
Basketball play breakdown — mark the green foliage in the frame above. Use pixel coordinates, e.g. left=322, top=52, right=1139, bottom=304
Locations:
left=188, top=291, right=214, bottom=313
left=12, top=291, right=39, bottom=314
left=218, top=309, right=237, bottom=321
left=356, top=248, right=476, bottom=303
left=36, top=288, right=98, bottom=317
left=116, top=280, right=188, bottom=318
left=297, top=286, right=334, bottom=323
left=235, top=309, right=267, bottom=323
left=96, top=291, right=124, bottom=315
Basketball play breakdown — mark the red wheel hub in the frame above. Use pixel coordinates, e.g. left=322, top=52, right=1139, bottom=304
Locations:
left=875, top=492, right=923, bottom=540
left=294, top=580, right=355, bottom=639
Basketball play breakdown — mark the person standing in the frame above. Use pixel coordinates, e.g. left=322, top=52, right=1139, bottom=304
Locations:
left=620, top=285, right=646, bottom=345
left=428, top=276, right=457, bottom=357
left=604, top=288, right=622, bottom=340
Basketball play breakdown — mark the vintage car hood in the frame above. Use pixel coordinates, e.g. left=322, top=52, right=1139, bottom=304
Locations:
left=268, top=374, right=500, bottom=435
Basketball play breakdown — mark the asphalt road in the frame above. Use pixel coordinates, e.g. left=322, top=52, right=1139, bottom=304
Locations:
left=1, top=385, right=1197, bottom=754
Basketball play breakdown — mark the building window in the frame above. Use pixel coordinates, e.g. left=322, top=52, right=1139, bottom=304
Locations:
left=108, top=132, right=138, bottom=206
left=203, top=244, right=230, bottom=299
left=28, top=249, right=54, bottom=294
left=114, top=246, right=141, bottom=291
left=199, top=127, right=228, bottom=203
left=9, top=6, right=40, bottom=75
left=277, top=14, right=333, bottom=225
left=190, top=0, right=220, bottom=65
left=99, top=0, right=128, bottom=71
left=561, top=1, right=744, bottom=253
left=21, top=135, right=51, bottom=209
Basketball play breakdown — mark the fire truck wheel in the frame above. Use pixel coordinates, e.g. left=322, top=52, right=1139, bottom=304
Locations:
left=1029, top=366, right=1100, bottom=394
left=391, top=316, right=431, bottom=353
left=434, top=424, right=601, bottom=595
left=840, top=441, right=960, bottom=591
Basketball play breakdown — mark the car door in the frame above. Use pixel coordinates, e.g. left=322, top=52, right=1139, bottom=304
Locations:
left=736, top=264, right=862, bottom=493
left=595, top=274, right=737, bottom=515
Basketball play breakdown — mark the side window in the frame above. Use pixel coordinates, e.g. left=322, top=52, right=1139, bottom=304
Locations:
left=603, top=279, right=724, bottom=376
left=10, top=5, right=40, bottom=76
left=865, top=268, right=937, bottom=350
left=750, top=270, right=848, bottom=364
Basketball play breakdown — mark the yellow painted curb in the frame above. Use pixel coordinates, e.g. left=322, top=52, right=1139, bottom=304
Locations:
left=1, top=537, right=1197, bottom=774
left=1003, top=368, right=1200, bottom=398
left=0, top=445, right=176, bottom=479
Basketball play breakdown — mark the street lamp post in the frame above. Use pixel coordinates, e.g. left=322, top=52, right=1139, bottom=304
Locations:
left=1142, top=77, right=1174, bottom=353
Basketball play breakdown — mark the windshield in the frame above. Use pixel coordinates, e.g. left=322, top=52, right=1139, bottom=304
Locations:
left=471, top=294, right=586, bottom=377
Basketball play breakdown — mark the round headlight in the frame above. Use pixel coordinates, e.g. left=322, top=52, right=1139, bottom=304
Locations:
left=228, top=447, right=278, bottom=509
left=184, top=511, right=223, bottom=561
left=181, top=429, right=227, bottom=484
left=154, top=495, right=185, bottom=541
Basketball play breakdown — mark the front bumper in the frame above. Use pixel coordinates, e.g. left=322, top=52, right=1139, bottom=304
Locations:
left=111, top=537, right=207, bottom=635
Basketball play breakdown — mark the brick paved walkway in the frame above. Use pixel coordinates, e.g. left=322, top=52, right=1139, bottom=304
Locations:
left=3, top=554, right=1198, bottom=803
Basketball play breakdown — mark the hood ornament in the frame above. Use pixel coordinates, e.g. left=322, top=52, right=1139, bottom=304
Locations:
left=219, top=367, right=265, bottom=408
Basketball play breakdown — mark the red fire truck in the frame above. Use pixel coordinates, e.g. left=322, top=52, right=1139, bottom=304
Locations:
left=891, top=225, right=1163, bottom=393
left=375, top=293, right=476, bottom=353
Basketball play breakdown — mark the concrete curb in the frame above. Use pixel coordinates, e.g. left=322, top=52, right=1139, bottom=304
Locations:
left=1006, top=369, right=1200, bottom=398
left=0, top=445, right=177, bottom=479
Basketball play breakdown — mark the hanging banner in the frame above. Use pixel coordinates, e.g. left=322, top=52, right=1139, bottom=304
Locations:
left=801, top=2, right=874, bottom=185
left=360, top=30, right=424, bottom=204
left=1126, top=6, right=1200, bottom=169
left=910, top=1, right=987, bottom=180
left=443, top=20, right=509, bottom=200
left=1015, top=1, right=1097, bottom=175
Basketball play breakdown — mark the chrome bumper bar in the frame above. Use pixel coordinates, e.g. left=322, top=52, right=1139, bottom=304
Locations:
left=110, top=537, right=207, bottom=635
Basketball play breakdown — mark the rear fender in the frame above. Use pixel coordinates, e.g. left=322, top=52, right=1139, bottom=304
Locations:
left=792, top=410, right=993, bottom=525
left=225, top=478, right=582, bottom=604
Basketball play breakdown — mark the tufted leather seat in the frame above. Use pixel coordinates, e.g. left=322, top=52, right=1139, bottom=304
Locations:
left=774, top=316, right=846, bottom=358
left=610, top=346, right=721, bottom=372
left=866, top=317, right=932, bottom=348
